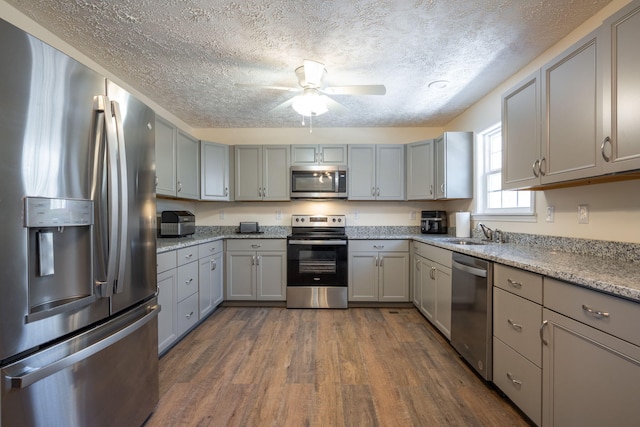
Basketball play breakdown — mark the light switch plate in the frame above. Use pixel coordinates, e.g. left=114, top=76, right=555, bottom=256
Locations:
left=546, top=205, right=555, bottom=223
left=578, top=204, right=589, bottom=224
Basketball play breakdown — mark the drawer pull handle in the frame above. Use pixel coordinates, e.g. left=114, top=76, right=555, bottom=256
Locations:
left=507, top=278, right=522, bottom=288
left=506, top=372, right=522, bottom=387
left=251, top=244, right=262, bottom=249
left=186, top=278, right=193, bottom=285
left=582, top=304, right=610, bottom=319
left=373, top=245, right=384, bottom=249
left=507, top=319, right=523, bottom=331
left=540, top=320, right=549, bottom=346
left=185, top=253, right=193, bottom=259
left=186, top=311, right=194, bottom=319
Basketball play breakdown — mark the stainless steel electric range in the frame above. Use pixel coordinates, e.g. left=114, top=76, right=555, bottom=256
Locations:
left=286, top=215, right=348, bottom=308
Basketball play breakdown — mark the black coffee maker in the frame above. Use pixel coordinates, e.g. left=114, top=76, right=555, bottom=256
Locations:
left=421, top=210, right=448, bottom=234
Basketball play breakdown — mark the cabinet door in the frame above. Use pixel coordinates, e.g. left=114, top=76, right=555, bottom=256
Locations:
left=420, top=259, right=436, bottom=322
left=198, top=255, right=214, bottom=318
left=542, top=308, right=640, bottom=427
left=256, top=251, right=286, bottom=300
left=437, top=132, right=473, bottom=199
left=502, top=71, right=541, bottom=190
left=155, top=117, right=177, bottom=196
left=348, top=145, right=376, bottom=200
left=376, top=145, right=405, bottom=200
left=201, top=141, right=231, bottom=201
left=176, top=131, right=200, bottom=199
left=211, top=250, right=224, bottom=307
left=541, top=31, right=600, bottom=184
left=235, top=145, right=263, bottom=201
left=348, top=252, right=379, bottom=301
left=601, top=1, right=640, bottom=173
left=157, top=268, right=177, bottom=354
left=319, top=145, right=347, bottom=164
left=291, top=145, right=318, bottom=165
left=406, top=140, right=435, bottom=200
left=434, top=264, right=452, bottom=339
left=379, top=252, right=409, bottom=301
left=412, top=255, right=422, bottom=307
left=226, top=251, right=257, bottom=299
left=263, top=145, right=290, bottom=201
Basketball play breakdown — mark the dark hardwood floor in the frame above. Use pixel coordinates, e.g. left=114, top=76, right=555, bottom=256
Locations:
left=146, top=307, right=529, bottom=426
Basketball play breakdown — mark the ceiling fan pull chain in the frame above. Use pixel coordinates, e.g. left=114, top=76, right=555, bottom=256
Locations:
left=309, top=114, right=313, bottom=133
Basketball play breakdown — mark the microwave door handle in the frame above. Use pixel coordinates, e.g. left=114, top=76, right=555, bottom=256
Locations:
left=111, top=100, right=128, bottom=294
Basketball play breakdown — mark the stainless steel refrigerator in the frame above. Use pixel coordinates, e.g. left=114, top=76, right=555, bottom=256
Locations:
left=0, top=18, right=159, bottom=427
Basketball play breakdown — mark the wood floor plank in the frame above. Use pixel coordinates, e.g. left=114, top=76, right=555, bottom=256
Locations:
left=147, top=307, right=529, bottom=427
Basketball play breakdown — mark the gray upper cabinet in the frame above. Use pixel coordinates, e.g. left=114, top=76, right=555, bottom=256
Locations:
left=348, top=144, right=405, bottom=200
left=502, top=71, right=542, bottom=190
left=155, top=117, right=177, bottom=197
left=155, top=117, right=199, bottom=199
left=435, top=132, right=473, bottom=199
left=406, top=139, right=435, bottom=200
left=201, top=140, right=233, bottom=201
left=600, top=0, right=640, bottom=173
left=235, top=145, right=290, bottom=201
left=291, top=144, right=347, bottom=165
left=541, top=29, right=601, bottom=184
left=176, top=131, right=200, bottom=199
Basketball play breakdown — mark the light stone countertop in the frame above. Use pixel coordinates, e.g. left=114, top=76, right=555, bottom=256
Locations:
left=156, top=225, right=640, bottom=304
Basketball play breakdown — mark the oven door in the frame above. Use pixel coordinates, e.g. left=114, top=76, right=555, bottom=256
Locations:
left=287, top=239, right=348, bottom=287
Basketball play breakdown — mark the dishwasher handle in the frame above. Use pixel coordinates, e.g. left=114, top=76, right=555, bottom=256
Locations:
left=452, top=259, right=487, bottom=278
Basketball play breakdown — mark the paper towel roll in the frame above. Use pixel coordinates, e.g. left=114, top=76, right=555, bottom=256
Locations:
left=456, top=212, right=471, bottom=238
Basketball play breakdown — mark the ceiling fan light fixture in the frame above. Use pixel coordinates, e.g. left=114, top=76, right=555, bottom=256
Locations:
left=292, top=88, right=328, bottom=117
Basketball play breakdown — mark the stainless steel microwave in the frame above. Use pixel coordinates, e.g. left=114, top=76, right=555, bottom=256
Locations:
left=290, top=165, right=347, bottom=199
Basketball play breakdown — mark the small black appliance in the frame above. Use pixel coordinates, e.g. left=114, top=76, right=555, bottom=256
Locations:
left=421, top=210, right=448, bottom=234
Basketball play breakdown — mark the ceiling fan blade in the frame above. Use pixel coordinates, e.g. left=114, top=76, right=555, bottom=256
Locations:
left=323, top=85, right=387, bottom=95
left=234, top=83, right=300, bottom=92
left=303, top=60, right=327, bottom=88
left=269, top=96, right=297, bottom=113
left=320, top=95, right=348, bottom=113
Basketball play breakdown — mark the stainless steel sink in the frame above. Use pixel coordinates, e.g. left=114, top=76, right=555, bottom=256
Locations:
left=439, top=238, right=486, bottom=246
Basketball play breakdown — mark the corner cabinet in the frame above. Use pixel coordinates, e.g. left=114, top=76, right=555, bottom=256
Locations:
left=348, top=144, right=405, bottom=201
left=201, top=141, right=233, bottom=201
left=348, top=240, right=409, bottom=302
left=154, top=116, right=199, bottom=199
left=412, top=242, right=452, bottom=339
left=291, top=144, right=347, bottom=166
left=234, top=145, right=290, bottom=201
left=225, top=239, right=287, bottom=301
left=600, top=0, right=640, bottom=173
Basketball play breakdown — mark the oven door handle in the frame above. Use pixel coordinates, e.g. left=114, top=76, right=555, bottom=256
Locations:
left=288, top=240, right=348, bottom=246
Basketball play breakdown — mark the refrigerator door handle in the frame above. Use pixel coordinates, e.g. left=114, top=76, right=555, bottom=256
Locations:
left=111, top=100, right=128, bottom=294
left=4, top=304, right=160, bottom=390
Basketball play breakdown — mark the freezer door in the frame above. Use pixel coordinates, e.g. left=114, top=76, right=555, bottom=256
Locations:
left=106, top=81, right=157, bottom=314
left=1, top=300, right=160, bottom=427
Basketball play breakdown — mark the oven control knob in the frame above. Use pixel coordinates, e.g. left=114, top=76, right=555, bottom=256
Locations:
left=301, top=218, right=305, bottom=222
left=338, top=218, right=342, bottom=222
left=332, top=218, right=336, bottom=222
left=295, top=218, right=299, bottom=222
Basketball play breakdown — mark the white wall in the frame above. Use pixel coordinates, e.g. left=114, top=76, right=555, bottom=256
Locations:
left=444, top=0, right=640, bottom=244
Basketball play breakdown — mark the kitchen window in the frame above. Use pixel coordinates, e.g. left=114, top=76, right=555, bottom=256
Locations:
left=475, top=123, right=535, bottom=220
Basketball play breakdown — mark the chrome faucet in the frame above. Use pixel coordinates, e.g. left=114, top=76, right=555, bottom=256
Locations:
left=494, top=229, right=505, bottom=244
left=479, top=223, right=493, bottom=241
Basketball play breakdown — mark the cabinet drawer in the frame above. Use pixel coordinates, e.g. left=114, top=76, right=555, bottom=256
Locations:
left=494, top=287, right=542, bottom=367
left=157, top=251, right=176, bottom=274
left=177, top=292, right=199, bottom=336
left=226, top=239, right=286, bottom=251
left=493, top=337, right=541, bottom=426
left=494, top=264, right=542, bottom=303
left=544, top=278, right=640, bottom=346
left=198, top=240, right=223, bottom=258
left=177, top=260, right=198, bottom=302
left=413, top=241, right=451, bottom=267
left=177, top=246, right=198, bottom=266
left=350, top=240, right=408, bottom=252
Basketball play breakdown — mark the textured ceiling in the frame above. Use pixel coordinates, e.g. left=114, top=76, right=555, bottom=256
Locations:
left=5, top=0, right=612, bottom=128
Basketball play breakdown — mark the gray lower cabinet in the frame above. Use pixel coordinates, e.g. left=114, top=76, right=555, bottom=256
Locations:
left=542, top=278, right=640, bottom=427
left=175, top=246, right=199, bottom=334
left=198, top=241, right=224, bottom=318
left=412, top=242, right=451, bottom=339
left=157, top=251, right=178, bottom=355
left=225, top=239, right=287, bottom=301
left=349, top=240, right=409, bottom=302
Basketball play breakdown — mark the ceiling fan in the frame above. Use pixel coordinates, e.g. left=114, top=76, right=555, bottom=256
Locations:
left=240, top=60, right=386, bottom=118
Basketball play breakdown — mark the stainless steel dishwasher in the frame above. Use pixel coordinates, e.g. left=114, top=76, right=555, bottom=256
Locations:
left=450, top=252, right=493, bottom=381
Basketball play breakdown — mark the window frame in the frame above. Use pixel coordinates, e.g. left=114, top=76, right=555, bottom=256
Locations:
left=474, top=123, right=536, bottom=221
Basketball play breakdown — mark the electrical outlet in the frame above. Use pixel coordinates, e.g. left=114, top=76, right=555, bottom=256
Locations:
left=276, top=210, right=282, bottom=220
left=219, top=210, right=225, bottom=220
left=546, top=205, right=555, bottom=223
left=410, top=211, right=416, bottom=220
left=353, top=211, right=359, bottom=220
left=578, top=204, right=589, bottom=224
